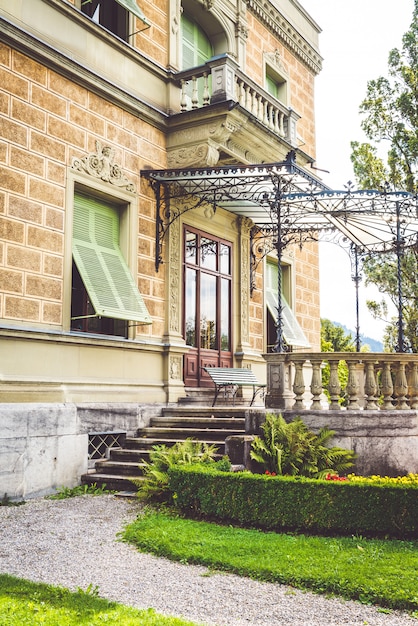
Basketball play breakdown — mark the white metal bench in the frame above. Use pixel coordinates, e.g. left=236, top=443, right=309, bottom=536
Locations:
left=203, top=367, right=266, bottom=407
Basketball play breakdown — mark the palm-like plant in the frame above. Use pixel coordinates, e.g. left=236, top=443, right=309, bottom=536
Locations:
left=132, top=438, right=219, bottom=502
left=250, top=413, right=355, bottom=478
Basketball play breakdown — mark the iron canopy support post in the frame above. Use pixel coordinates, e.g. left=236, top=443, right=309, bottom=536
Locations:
left=271, top=175, right=286, bottom=353
left=395, top=201, right=405, bottom=352
left=349, top=244, right=362, bottom=352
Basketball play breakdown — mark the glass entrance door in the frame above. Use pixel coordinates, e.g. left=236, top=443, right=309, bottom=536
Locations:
left=183, top=228, right=232, bottom=387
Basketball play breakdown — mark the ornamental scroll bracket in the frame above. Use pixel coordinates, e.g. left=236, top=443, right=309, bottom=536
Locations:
left=143, top=177, right=211, bottom=272
left=71, top=141, right=136, bottom=192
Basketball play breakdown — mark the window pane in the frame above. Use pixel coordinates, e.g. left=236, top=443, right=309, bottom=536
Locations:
left=266, top=74, right=278, bottom=98
left=185, top=231, right=197, bottom=264
left=185, top=267, right=197, bottom=346
left=220, top=277, right=230, bottom=351
left=220, top=243, right=231, bottom=275
left=200, top=237, right=217, bottom=270
left=200, top=273, right=216, bottom=349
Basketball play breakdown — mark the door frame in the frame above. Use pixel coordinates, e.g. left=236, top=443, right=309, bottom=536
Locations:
left=183, top=226, right=233, bottom=387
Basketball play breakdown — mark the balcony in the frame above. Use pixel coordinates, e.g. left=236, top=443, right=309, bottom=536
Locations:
left=167, top=54, right=303, bottom=168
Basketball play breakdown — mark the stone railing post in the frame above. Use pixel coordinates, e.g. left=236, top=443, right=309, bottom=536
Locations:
left=345, top=359, right=361, bottom=409
left=394, top=360, right=409, bottom=410
left=292, top=358, right=306, bottom=410
left=310, top=358, right=323, bottom=409
left=364, top=361, right=379, bottom=409
left=407, top=362, right=418, bottom=410
left=327, top=358, right=341, bottom=410
left=207, top=54, right=239, bottom=104
left=264, top=353, right=294, bottom=409
left=380, top=361, right=394, bottom=409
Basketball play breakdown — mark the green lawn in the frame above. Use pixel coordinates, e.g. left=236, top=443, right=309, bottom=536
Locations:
left=0, top=574, right=202, bottom=626
left=122, top=509, right=418, bottom=614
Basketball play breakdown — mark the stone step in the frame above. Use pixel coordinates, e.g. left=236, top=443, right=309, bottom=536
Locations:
left=125, top=436, right=226, bottom=455
left=137, top=427, right=241, bottom=442
left=82, top=402, right=253, bottom=494
left=149, top=416, right=246, bottom=429
left=94, top=459, right=146, bottom=476
left=109, top=447, right=151, bottom=463
left=162, top=406, right=249, bottom=418
left=82, top=471, right=143, bottom=493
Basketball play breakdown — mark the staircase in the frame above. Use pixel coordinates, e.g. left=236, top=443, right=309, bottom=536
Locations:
left=81, top=405, right=247, bottom=495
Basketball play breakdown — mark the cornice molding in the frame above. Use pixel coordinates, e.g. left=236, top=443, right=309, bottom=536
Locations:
left=247, top=0, right=322, bottom=74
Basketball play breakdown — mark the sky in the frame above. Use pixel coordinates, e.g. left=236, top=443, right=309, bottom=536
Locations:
left=299, top=0, right=415, bottom=342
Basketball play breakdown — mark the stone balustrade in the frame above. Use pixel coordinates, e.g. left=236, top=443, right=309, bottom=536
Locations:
left=175, top=54, right=299, bottom=147
left=264, top=352, right=418, bottom=411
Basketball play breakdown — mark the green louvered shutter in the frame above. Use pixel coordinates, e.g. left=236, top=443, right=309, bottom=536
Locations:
left=181, top=14, right=213, bottom=69
left=72, top=194, right=151, bottom=324
left=265, top=261, right=310, bottom=348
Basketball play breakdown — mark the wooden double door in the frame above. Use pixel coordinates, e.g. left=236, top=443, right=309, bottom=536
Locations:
left=183, top=227, right=233, bottom=387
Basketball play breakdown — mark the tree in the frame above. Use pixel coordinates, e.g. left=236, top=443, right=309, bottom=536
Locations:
left=321, top=318, right=355, bottom=353
left=350, top=1, right=418, bottom=351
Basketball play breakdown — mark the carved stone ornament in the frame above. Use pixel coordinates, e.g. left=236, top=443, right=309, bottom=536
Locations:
left=169, top=355, right=182, bottom=380
left=72, top=141, right=136, bottom=192
left=265, top=49, right=287, bottom=75
left=167, top=143, right=220, bottom=168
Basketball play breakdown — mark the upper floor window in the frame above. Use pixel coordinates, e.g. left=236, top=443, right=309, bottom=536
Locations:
left=181, top=13, right=213, bottom=69
left=265, top=69, right=288, bottom=105
left=80, top=0, right=150, bottom=41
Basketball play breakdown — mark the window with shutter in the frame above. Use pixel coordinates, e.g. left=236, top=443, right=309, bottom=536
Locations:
left=80, top=0, right=150, bottom=40
left=181, top=14, right=213, bottom=69
left=265, top=260, right=310, bottom=350
left=71, top=194, right=151, bottom=337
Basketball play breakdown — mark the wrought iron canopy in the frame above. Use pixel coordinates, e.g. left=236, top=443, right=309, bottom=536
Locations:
left=141, top=153, right=418, bottom=268
left=141, top=152, right=418, bottom=353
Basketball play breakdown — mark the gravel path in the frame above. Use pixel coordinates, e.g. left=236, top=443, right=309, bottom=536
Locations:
left=0, top=495, right=415, bottom=626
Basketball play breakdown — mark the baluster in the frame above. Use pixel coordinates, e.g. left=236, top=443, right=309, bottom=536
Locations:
left=251, top=89, right=258, bottom=116
left=180, top=80, right=188, bottom=112
left=407, top=363, right=418, bottom=410
left=364, top=362, right=379, bottom=409
left=263, top=99, right=269, bottom=126
left=272, top=107, right=279, bottom=134
left=191, top=76, right=198, bottom=109
left=279, top=112, right=285, bottom=137
left=292, top=360, right=306, bottom=410
left=327, top=359, right=341, bottom=410
left=310, top=359, right=323, bottom=410
left=237, top=79, right=245, bottom=106
left=268, top=104, right=275, bottom=130
left=346, top=360, right=360, bottom=409
left=255, top=93, right=261, bottom=119
left=244, top=84, right=251, bottom=111
left=380, top=361, right=394, bottom=409
left=202, top=73, right=210, bottom=106
left=394, top=361, right=409, bottom=409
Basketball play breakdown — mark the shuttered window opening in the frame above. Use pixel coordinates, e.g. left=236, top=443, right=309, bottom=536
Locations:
left=72, top=194, right=152, bottom=325
left=265, top=261, right=310, bottom=348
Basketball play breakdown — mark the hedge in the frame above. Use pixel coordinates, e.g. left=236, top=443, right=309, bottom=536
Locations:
left=168, top=466, right=418, bottom=538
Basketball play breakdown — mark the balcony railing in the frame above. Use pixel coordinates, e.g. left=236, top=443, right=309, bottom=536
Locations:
left=174, top=54, right=299, bottom=147
left=264, top=352, right=418, bottom=411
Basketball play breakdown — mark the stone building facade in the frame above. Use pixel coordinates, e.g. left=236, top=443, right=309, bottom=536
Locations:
left=0, top=0, right=323, bottom=497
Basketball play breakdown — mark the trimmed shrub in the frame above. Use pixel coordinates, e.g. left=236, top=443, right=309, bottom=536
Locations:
left=168, top=466, right=418, bottom=538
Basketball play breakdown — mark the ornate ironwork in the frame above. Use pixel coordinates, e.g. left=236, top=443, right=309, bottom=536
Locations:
left=141, top=155, right=418, bottom=352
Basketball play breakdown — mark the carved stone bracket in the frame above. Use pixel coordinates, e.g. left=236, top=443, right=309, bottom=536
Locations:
left=72, top=141, right=136, bottom=192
